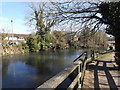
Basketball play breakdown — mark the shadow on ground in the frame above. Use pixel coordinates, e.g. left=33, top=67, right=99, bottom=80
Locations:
left=87, top=59, right=120, bottom=90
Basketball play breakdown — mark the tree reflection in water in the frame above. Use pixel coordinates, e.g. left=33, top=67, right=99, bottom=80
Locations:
left=2, top=49, right=83, bottom=88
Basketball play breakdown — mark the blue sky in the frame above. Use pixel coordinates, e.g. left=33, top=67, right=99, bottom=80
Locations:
left=0, top=1, right=107, bottom=34
left=0, top=2, right=71, bottom=34
left=1, top=2, right=32, bottom=34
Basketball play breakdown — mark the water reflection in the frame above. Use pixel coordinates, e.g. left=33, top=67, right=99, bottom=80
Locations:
left=2, top=49, right=83, bottom=88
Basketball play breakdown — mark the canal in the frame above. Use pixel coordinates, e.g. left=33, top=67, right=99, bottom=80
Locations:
left=2, top=49, right=84, bottom=88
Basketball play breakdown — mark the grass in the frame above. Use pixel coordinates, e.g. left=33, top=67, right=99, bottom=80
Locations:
left=96, top=52, right=113, bottom=59
left=86, top=51, right=114, bottom=64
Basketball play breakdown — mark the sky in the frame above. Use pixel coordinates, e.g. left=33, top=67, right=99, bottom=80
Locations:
left=0, top=1, right=75, bottom=34
left=0, top=2, right=32, bottom=34
left=0, top=1, right=64, bottom=34
left=0, top=1, right=111, bottom=35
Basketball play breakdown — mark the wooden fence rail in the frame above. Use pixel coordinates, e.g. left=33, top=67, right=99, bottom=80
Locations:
left=36, top=51, right=94, bottom=89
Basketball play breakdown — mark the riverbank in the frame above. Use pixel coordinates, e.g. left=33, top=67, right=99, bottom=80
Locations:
left=0, top=44, right=24, bottom=56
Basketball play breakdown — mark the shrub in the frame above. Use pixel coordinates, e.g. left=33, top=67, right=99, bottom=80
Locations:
left=21, top=42, right=29, bottom=53
left=27, top=36, right=40, bottom=52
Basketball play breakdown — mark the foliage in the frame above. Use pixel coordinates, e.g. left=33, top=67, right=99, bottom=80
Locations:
left=0, top=32, right=8, bottom=48
left=94, top=31, right=108, bottom=49
left=78, top=26, right=108, bottom=51
left=67, top=40, right=78, bottom=48
left=52, top=31, right=68, bottom=49
left=99, top=2, right=120, bottom=65
left=25, top=2, right=111, bottom=53
left=26, top=35, right=40, bottom=52
left=26, top=3, right=57, bottom=51
left=47, top=2, right=120, bottom=65
left=26, top=3, right=55, bottom=38
left=2, top=40, right=9, bottom=49
left=99, top=2, right=120, bottom=36
left=79, top=26, right=92, bottom=48
left=21, top=42, right=29, bottom=53
left=0, top=33, right=7, bottom=40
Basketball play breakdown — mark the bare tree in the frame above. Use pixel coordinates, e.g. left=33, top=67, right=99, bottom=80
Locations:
left=25, top=2, right=56, bottom=35
left=48, top=2, right=103, bottom=32
left=48, top=1, right=120, bottom=65
left=25, top=1, right=120, bottom=65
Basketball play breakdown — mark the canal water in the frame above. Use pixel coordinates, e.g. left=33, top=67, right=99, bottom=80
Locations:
left=2, top=49, right=84, bottom=88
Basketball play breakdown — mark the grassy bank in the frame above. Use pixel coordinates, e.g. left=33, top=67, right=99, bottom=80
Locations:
left=87, top=50, right=114, bottom=64
left=96, top=52, right=113, bottom=59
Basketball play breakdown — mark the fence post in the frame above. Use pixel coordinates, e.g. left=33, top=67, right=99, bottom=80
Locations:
left=79, top=62, right=82, bottom=88
left=78, top=65, right=80, bottom=86
left=91, top=50, right=95, bottom=61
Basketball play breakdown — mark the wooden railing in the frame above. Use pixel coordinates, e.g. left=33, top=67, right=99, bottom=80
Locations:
left=36, top=51, right=94, bottom=89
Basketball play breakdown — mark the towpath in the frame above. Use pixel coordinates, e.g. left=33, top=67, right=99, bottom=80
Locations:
left=82, top=52, right=120, bottom=89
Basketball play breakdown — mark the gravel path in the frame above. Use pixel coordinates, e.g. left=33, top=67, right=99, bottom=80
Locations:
left=82, top=52, right=120, bottom=90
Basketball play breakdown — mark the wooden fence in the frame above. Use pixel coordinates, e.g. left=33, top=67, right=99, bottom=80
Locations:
left=36, top=51, right=94, bottom=89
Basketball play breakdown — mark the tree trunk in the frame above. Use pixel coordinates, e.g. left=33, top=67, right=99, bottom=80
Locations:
left=115, top=35, right=120, bottom=66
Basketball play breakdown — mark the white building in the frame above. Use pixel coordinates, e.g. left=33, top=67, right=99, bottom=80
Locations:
left=4, top=33, right=29, bottom=44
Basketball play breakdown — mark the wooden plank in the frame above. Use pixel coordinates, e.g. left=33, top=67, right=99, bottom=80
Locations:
left=80, top=60, right=88, bottom=87
left=88, top=61, right=97, bottom=66
left=73, top=51, right=86, bottom=62
left=77, top=84, right=81, bottom=89
left=74, top=60, right=82, bottom=65
left=37, top=63, right=81, bottom=89
left=67, top=73, right=81, bottom=89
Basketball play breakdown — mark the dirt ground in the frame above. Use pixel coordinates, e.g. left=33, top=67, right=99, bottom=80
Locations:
left=82, top=52, right=120, bottom=90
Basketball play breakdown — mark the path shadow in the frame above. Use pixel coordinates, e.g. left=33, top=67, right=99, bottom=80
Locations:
left=87, top=59, right=120, bottom=90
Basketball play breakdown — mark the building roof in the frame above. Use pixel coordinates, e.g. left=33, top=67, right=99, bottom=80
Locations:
left=0, top=33, right=30, bottom=37
left=13, top=34, right=29, bottom=37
